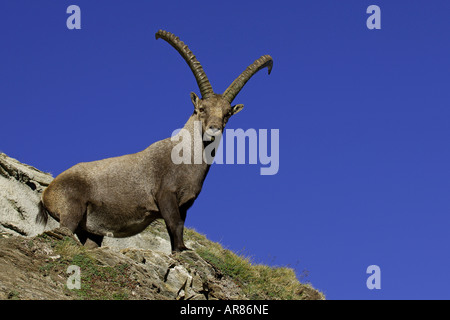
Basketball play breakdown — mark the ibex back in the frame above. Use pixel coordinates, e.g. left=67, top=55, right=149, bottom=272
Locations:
left=36, top=30, right=273, bottom=252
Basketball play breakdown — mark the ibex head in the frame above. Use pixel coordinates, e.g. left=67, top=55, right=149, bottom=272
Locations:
left=155, top=30, right=273, bottom=140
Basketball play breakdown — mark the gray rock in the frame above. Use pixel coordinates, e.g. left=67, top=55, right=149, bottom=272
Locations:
left=0, top=153, right=58, bottom=236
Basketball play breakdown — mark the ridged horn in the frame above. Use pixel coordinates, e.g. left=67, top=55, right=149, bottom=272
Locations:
left=155, top=30, right=215, bottom=99
left=222, top=55, right=273, bottom=104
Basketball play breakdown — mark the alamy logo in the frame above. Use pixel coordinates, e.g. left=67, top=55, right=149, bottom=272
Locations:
left=66, top=265, right=81, bottom=290
left=66, top=5, right=81, bottom=30
left=366, top=5, right=381, bottom=30
left=366, top=265, right=381, bottom=290
left=170, top=121, right=279, bottom=175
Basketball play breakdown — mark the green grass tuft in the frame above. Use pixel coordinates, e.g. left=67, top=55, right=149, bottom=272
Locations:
left=40, top=236, right=137, bottom=300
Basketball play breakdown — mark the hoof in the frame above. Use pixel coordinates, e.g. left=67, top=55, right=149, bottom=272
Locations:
left=172, top=245, right=190, bottom=254
left=83, top=238, right=101, bottom=249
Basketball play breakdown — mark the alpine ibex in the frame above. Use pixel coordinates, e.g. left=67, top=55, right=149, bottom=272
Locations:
left=37, top=30, right=273, bottom=252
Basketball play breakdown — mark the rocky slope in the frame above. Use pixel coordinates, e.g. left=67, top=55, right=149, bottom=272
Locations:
left=0, top=153, right=324, bottom=300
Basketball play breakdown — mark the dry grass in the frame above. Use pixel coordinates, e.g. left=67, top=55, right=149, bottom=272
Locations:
left=184, top=228, right=324, bottom=300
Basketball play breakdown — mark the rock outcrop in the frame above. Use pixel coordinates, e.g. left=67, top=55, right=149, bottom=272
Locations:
left=0, top=153, right=324, bottom=300
left=0, top=153, right=57, bottom=236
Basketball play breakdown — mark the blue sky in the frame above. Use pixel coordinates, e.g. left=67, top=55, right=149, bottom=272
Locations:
left=1, top=1, right=450, bottom=299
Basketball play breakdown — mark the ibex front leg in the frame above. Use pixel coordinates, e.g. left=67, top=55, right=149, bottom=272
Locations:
left=158, top=193, right=189, bottom=253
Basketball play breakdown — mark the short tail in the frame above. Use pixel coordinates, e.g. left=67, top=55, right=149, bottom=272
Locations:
left=36, top=199, right=49, bottom=226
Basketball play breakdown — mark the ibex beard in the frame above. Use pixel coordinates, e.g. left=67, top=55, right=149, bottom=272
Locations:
left=36, top=30, right=273, bottom=253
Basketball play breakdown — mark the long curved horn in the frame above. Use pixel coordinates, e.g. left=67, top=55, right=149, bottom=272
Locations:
left=222, top=55, right=273, bottom=104
left=155, top=30, right=215, bottom=99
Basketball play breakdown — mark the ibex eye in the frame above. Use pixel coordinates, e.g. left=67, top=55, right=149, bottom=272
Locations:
left=199, top=107, right=205, bottom=113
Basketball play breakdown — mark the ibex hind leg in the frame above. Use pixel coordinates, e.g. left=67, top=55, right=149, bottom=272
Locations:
left=53, top=199, right=103, bottom=248
left=58, top=199, right=87, bottom=234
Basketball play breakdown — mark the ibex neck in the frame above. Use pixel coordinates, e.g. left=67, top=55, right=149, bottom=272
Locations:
left=172, top=113, right=215, bottom=168
left=182, top=114, right=202, bottom=139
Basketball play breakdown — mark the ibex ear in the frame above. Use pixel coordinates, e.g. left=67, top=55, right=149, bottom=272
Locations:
left=190, top=92, right=200, bottom=108
left=231, top=104, right=244, bottom=115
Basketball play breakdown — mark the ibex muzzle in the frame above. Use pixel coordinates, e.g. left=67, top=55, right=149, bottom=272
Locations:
left=36, top=30, right=273, bottom=252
